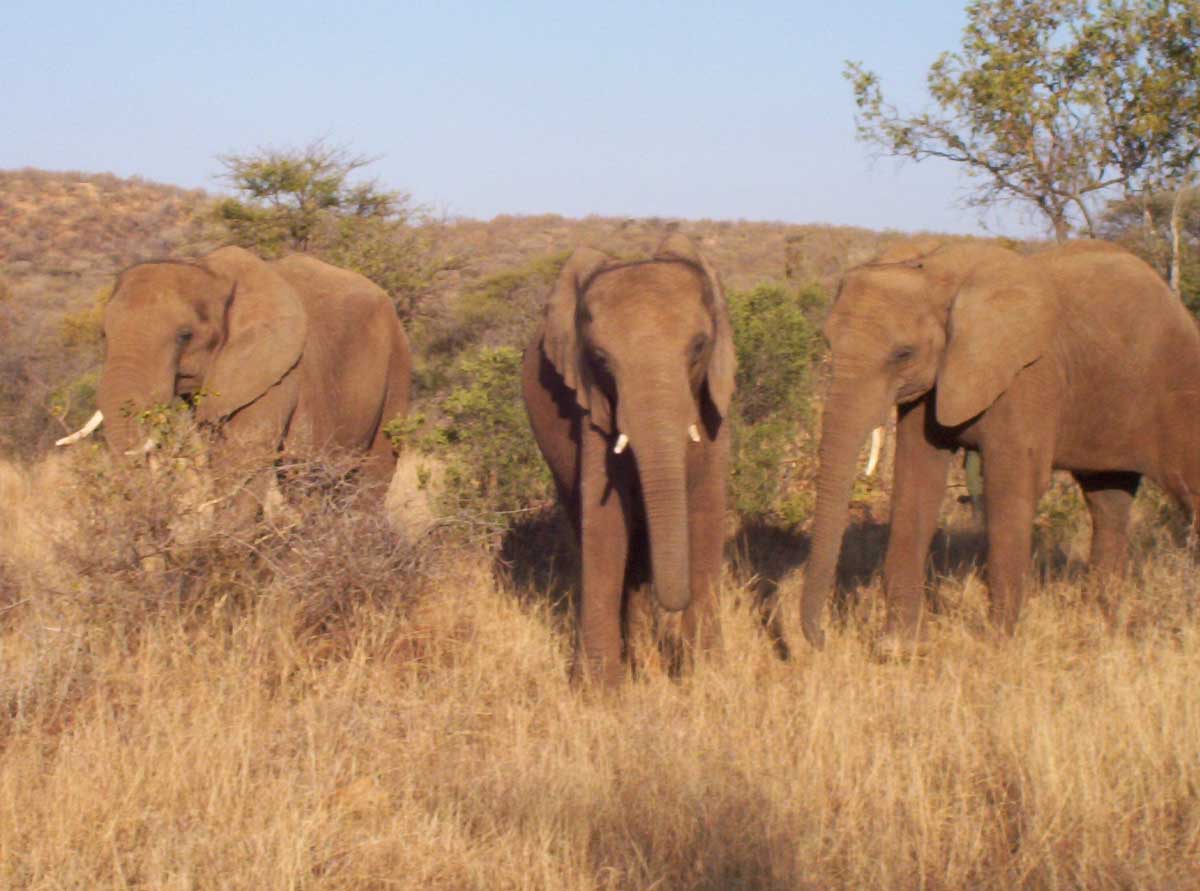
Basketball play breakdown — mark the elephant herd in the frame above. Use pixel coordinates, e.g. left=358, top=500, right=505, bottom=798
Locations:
left=59, top=232, right=1200, bottom=685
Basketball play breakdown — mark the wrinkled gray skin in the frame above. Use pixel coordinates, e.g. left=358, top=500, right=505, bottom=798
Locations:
left=804, top=237, right=1200, bottom=648
left=522, top=234, right=736, bottom=686
left=97, top=246, right=411, bottom=513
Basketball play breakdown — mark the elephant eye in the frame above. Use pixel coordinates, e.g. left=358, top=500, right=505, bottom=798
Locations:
left=688, top=335, right=708, bottom=363
left=176, top=327, right=194, bottom=347
left=890, top=345, right=915, bottom=364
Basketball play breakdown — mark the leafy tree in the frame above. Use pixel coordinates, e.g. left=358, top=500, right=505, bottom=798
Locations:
left=214, top=140, right=448, bottom=321
left=846, top=0, right=1200, bottom=249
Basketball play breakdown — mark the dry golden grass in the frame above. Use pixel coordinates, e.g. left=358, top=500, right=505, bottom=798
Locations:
left=0, top=452, right=1196, bottom=890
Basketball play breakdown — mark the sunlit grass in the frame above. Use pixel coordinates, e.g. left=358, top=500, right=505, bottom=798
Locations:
left=0, top=453, right=1196, bottom=890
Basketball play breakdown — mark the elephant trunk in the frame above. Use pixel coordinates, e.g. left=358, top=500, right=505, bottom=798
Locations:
left=801, top=373, right=890, bottom=648
left=97, top=353, right=174, bottom=455
left=623, top=396, right=693, bottom=613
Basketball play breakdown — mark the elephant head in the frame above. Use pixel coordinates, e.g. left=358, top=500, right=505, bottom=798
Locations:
left=543, top=233, right=735, bottom=611
left=95, top=246, right=306, bottom=453
left=802, top=238, right=1054, bottom=646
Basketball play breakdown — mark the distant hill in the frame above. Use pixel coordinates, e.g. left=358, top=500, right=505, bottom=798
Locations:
left=0, top=168, right=906, bottom=322
left=0, top=167, right=916, bottom=453
left=433, top=213, right=897, bottom=298
left=0, top=169, right=215, bottom=316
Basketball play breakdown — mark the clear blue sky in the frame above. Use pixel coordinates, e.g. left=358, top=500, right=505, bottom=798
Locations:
left=5, top=1, right=1035, bottom=236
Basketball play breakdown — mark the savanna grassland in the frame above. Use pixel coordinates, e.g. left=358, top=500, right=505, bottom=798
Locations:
left=0, top=171, right=1197, bottom=889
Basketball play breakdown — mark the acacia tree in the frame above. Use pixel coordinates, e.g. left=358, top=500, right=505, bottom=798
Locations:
left=214, top=140, right=447, bottom=321
left=846, top=0, right=1200, bottom=253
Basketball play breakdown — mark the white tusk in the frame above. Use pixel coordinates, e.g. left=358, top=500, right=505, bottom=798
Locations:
left=865, top=426, right=884, bottom=477
left=688, top=424, right=701, bottom=443
left=125, top=438, right=156, bottom=457
left=613, top=433, right=629, bottom=455
left=55, top=410, right=104, bottom=446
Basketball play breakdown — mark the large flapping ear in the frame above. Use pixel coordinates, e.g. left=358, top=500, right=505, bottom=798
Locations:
left=654, top=233, right=737, bottom=418
left=936, top=276, right=1056, bottom=427
left=543, top=247, right=611, bottom=416
left=194, top=246, right=308, bottom=423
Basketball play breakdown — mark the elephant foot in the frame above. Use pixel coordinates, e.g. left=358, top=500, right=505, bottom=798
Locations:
left=870, top=624, right=929, bottom=664
left=801, top=617, right=826, bottom=651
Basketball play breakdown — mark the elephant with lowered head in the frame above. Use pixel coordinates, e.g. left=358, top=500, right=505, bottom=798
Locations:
left=62, top=246, right=411, bottom=509
left=803, top=237, right=1200, bottom=648
left=522, top=234, right=736, bottom=685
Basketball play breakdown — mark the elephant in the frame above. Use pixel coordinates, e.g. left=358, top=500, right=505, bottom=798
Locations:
left=61, top=245, right=411, bottom=511
left=521, top=233, right=736, bottom=685
left=802, top=236, right=1200, bottom=648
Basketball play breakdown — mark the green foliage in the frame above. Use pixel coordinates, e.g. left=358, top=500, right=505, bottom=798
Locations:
left=727, top=282, right=824, bottom=525
left=423, top=251, right=568, bottom=358
left=214, top=139, right=449, bottom=322
left=407, top=346, right=552, bottom=521
left=846, top=0, right=1200, bottom=243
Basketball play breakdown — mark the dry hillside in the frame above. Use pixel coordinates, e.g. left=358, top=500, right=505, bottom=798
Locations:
left=0, top=168, right=903, bottom=454
left=0, top=168, right=896, bottom=325
left=0, top=168, right=215, bottom=313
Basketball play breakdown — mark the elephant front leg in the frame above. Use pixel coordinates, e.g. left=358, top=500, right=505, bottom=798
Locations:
left=882, top=399, right=954, bottom=640
left=574, top=428, right=631, bottom=687
left=682, top=441, right=727, bottom=666
left=981, top=445, right=1049, bottom=634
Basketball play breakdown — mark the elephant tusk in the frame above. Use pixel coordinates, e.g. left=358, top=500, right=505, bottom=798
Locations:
left=613, top=433, right=629, bottom=455
left=125, top=438, right=156, bottom=457
left=55, top=410, right=104, bottom=446
left=865, top=426, right=884, bottom=477
left=688, top=424, right=701, bottom=443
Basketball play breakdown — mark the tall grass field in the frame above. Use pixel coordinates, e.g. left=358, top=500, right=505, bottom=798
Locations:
left=0, top=449, right=1197, bottom=890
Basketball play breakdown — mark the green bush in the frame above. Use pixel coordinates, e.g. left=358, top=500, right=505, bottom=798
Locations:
left=421, top=252, right=567, bottom=361
left=728, top=282, right=825, bottom=526
left=400, top=346, right=552, bottom=524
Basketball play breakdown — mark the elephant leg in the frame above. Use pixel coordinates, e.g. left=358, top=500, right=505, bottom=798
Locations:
left=574, top=427, right=631, bottom=687
left=883, top=398, right=954, bottom=638
left=980, top=442, right=1050, bottom=635
left=217, top=378, right=298, bottom=531
left=1074, top=471, right=1140, bottom=577
left=361, top=423, right=399, bottom=497
left=681, top=440, right=727, bottom=665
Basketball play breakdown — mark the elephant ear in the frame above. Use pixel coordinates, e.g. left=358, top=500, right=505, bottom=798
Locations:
left=936, top=279, right=1056, bottom=427
left=543, top=247, right=612, bottom=426
left=654, top=233, right=737, bottom=418
left=195, top=246, right=308, bottom=424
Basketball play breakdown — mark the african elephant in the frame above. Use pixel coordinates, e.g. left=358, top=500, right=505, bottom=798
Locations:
left=802, top=237, right=1200, bottom=648
left=521, top=234, right=736, bottom=685
left=62, top=246, right=411, bottom=509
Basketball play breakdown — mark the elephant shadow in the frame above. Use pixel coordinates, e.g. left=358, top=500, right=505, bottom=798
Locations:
left=499, top=509, right=1025, bottom=657
left=495, top=506, right=579, bottom=626
left=732, top=516, right=1000, bottom=652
